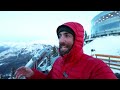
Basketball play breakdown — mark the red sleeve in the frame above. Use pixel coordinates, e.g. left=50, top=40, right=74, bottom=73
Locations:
left=90, top=59, right=118, bottom=79
left=27, top=68, right=47, bottom=79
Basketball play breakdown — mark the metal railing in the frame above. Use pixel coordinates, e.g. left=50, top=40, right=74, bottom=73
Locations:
left=25, top=47, right=51, bottom=71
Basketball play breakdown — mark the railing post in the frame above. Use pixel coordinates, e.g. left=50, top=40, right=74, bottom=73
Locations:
left=95, top=54, right=97, bottom=58
left=108, top=57, right=110, bottom=67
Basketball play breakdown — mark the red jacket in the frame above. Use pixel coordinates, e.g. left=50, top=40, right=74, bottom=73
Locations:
left=29, top=22, right=117, bottom=79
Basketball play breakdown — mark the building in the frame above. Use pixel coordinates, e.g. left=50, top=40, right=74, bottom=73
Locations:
left=91, top=11, right=120, bottom=38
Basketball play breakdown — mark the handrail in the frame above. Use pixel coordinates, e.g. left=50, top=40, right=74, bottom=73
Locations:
left=95, top=54, right=120, bottom=58
left=25, top=47, right=51, bottom=68
left=95, top=54, right=120, bottom=71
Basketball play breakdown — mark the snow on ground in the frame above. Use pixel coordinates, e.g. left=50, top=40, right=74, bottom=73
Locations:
left=83, top=35, right=120, bottom=56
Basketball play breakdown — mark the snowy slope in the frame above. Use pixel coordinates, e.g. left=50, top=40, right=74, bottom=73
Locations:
left=0, top=41, right=45, bottom=58
left=83, top=35, right=120, bottom=56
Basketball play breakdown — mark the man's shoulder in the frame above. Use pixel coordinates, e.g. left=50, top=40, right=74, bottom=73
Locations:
left=53, top=56, right=62, bottom=64
left=55, top=56, right=61, bottom=61
left=82, top=54, right=110, bottom=71
left=82, top=53, right=104, bottom=64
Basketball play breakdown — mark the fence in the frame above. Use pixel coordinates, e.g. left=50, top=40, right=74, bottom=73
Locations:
left=95, top=54, right=120, bottom=70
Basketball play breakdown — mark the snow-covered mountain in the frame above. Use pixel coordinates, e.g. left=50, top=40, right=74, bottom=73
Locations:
left=0, top=41, right=53, bottom=75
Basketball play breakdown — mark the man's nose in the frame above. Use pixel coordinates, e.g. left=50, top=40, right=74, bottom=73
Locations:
left=59, top=35, right=65, bottom=43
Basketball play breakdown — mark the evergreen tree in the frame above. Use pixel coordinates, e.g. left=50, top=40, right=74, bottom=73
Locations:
left=84, top=30, right=88, bottom=41
left=52, top=45, right=58, bottom=57
left=10, top=67, right=16, bottom=79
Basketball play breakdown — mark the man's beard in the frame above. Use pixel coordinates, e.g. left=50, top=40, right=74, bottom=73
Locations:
left=59, top=43, right=72, bottom=56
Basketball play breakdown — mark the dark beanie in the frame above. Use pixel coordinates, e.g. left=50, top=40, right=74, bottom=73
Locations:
left=57, top=25, right=75, bottom=38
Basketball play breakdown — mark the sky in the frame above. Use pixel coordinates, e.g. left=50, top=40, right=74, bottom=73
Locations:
left=83, top=35, right=120, bottom=73
left=0, top=11, right=102, bottom=46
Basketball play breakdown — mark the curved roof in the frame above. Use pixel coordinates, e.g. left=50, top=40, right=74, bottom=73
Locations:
left=91, top=11, right=114, bottom=23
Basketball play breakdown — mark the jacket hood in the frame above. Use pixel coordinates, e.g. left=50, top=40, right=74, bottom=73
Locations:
left=57, top=22, right=84, bottom=64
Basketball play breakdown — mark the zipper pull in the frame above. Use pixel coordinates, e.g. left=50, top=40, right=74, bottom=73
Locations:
left=63, top=72, right=68, bottom=78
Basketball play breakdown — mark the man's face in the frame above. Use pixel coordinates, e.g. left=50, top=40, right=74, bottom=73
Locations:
left=58, top=31, right=74, bottom=56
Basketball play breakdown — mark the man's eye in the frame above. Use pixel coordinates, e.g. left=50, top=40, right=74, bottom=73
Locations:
left=65, top=34, right=70, bottom=37
left=58, top=34, right=61, bottom=38
left=65, top=34, right=68, bottom=37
